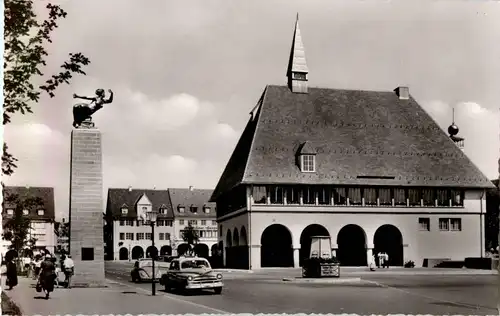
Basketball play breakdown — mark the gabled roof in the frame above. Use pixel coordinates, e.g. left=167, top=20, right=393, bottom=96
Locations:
left=2, top=186, right=55, bottom=221
left=168, top=188, right=216, bottom=218
left=298, top=141, right=317, bottom=155
left=211, top=85, right=494, bottom=200
left=106, top=188, right=173, bottom=219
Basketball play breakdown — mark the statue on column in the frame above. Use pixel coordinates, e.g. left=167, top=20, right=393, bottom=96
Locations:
left=72, top=89, right=114, bottom=128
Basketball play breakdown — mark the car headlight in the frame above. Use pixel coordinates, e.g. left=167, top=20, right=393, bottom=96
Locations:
left=217, top=274, right=223, bottom=279
left=187, top=276, right=193, bottom=281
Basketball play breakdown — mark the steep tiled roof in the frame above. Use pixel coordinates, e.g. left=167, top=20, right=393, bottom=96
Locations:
left=106, top=188, right=174, bottom=219
left=211, top=85, right=494, bottom=200
left=2, top=186, right=55, bottom=221
left=168, top=188, right=216, bottom=218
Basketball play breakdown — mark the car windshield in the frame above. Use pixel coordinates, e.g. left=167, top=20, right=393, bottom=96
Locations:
left=180, top=259, right=210, bottom=269
left=138, top=260, right=153, bottom=268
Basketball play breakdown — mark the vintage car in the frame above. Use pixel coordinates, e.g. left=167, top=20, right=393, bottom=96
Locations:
left=159, top=256, right=223, bottom=294
left=130, top=258, right=169, bottom=283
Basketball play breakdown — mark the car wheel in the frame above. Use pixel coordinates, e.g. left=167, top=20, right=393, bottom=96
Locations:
left=214, top=287, right=222, bottom=295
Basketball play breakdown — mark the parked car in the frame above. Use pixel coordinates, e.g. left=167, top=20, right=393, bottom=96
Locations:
left=159, top=256, right=223, bottom=294
left=130, top=258, right=169, bottom=283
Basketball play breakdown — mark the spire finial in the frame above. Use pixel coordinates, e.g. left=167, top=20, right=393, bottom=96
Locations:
left=286, top=14, right=309, bottom=93
left=296, top=12, right=299, bottom=21
left=452, top=107, right=455, bottom=124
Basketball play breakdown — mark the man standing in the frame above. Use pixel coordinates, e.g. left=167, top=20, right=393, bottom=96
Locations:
left=384, top=252, right=390, bottom=268
left=63, top=255, right=75, bottom=288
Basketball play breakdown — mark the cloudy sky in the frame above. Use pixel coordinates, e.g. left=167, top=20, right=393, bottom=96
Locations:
left=4, top=0, right=500, bottom=220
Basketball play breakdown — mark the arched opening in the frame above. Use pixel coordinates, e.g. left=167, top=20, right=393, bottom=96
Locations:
left=211, top=244, right=218, bottom=257
left=160, top=245, right=172, bottom=256
left=194, top=243, right=209, bottom=258
left=374, top=224, right=404, bottom=266
left=146, top=246, right=158, bottom=259
left=233, top=228, right=240, bottom=247
left=119, top=247, right=129, bottom=260
left=260, top=224, right=293, bottom=267
left=300, top=224, right=330, bottom=266
left=240, top=226, right=248, bottom=245
left=131, top=246, right=144, bottom=260
left=177, top=243, right=189, bottom=256
left=226, top=229, right=232, bottom=248
left=336, top=224, right=367, bottom=266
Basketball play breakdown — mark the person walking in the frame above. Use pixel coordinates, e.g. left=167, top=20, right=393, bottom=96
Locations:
left=377, top=252, right=385, bottom=268
left=63, top=255, right=74, bottom=288
left=5, top=258, right=18, bottom=290
left=38, top=254, right=56, bottom=299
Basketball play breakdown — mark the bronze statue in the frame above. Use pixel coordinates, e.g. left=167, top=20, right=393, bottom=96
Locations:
left=72, top=89, right=114, bottom=128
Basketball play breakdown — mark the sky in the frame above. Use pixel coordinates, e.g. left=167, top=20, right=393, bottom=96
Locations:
left=4, top=0, right=500, bottom=220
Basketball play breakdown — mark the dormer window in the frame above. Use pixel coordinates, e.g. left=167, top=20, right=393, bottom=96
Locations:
left=190, top=206, right=198, bottom=213
left=301, top=155, right=315, bottom=172
left=23, top=209, right=29, bottom=215
left=178, top=206, right=185, bottom=213
left=121, top=208, right=128, bottom=215
left=37, top=209, right=45, bottom=216
left=159, top=208, right=166, bottom=214
left=7, top=209, right=14, bottom=215
left=204, top=206, right=211, bottom=213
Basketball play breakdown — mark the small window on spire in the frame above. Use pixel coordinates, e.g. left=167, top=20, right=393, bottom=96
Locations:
left=293, top=72, right=307, bottom=80
left=301, top=155, right=316, bottom=172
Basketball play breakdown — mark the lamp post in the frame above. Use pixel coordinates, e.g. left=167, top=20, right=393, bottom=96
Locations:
left=145, top=209, right=158, bottom=296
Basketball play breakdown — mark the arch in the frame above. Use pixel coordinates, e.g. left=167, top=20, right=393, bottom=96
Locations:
left=211, top=244, right=218, bottom=257
left=240, top=226, right=248, bottom=245
left=260, top=224, right=293, bottom=267
left=177, top=243, right=190, bottom=256
left=374, top=224, right=404, bottom=266
left=119, top=247, right=129, bottom=260
left=146, top=246, right=158, bottom=259
left=194, top=243, right=209, bottom=258
left=233, top=228, right=240, bottom=247
left=160, top=245, right=172, bottom=256
left=299, top=224, right=330, bottom=266
left=336, top=224, right=367, bottom=266
left=131, top=246, right=144, bottom=260
left=226, top=229, right=233, bottom=248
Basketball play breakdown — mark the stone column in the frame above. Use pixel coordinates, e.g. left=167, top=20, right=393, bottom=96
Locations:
left=250, top=245, right=261, bottom=269
left=69, top=126, right=106, bottom=287
left=366, top=246, right=374, bottom=267
left=293, top=248, right=300, bottom=268
left=331, top=243, right=338, bottom=257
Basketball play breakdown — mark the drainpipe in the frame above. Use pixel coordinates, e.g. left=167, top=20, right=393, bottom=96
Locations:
left=248, top=185, right=253, bottom=270
left=480, top=190, right=484, bottom=258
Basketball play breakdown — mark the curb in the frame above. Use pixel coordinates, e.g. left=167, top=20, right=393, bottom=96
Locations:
left=214, top=269, right=255, bottom=274
left=1, top=292, right=23, bottom=316
left=282, top=277, right=362, bottom=284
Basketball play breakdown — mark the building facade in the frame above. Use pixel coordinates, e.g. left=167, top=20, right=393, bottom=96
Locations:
left=1, top=186, right=56, bottom=257
left=211, top=17, right=495, bottom=269
left=105, top=187, right=217, bottom=261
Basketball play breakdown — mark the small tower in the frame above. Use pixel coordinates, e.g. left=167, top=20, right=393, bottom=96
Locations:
left=287, top=13, right=309, bottom=94
left=448, top=108, right=464, bottom=151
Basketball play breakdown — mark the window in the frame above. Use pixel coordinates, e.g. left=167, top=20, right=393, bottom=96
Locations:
left=142, top=206, right=147, bottom=211
left=379, top=188, right=392, bottom=206
left=450, top=218, right=462, bottom=231
left=201, top=220, right=206, bottom=226
left=418, top=218, right=430, bottom=231
left=439, top=218, right=450, bottom=231
left=157, top=220, right=164, bottom=226
left=37, top=209, right=45, bottom=216
left=333, top=187, right=347, bottom=205
left=136, top=220, right=142, bottom=226
left=394, top=188, right=406, bottom=206
left=422, top=189, right=434, bottom=206
left=408, top=189, right=421, bottom=206
left=212, top=220, right=217, bottom=226
left=363, top=188, right=377, bottom=206
left=166, top=233, right=171, bottom=240
left=137, top=233, right=145, bottom=240
left=204, top=207, right=211, bottom=213
left=121, top=208, right=128, bottom=215
left=178, top=206, right=185, bottom=213
left=159, top=208, right=166, bottom=214
left=451, top=189, right=464, bottom=206
left=166, top=220, right=173, bottom=227
left=179, top=219, right=184, bottom=225
left=190, top=206, right=198, bottom=213
left=6, top=209, right=14, bottom=215
left=120, top=233, right=125, bottom=240
left=159, top=233, right=165, bottom=240
left=119, top=220, right=124, bottom=226
left=269, top=186, right=284, bottom=204
left=188, top=220, right=197, bottom=226
left=293, top=72, right=307, bottom=80
left=126, top=233, right=134, bottom=240
left=318, top=186, right=331, bottom=205
left=301, top=186, right=315, bottom=205
left=145, top=233, right=152, bottom=240
left=252, top=186, right=267, bottom=204
left=347, top=188, right=362, bottom=205
left=126, top=220, right=134, bottom=226
left=436, top=189, right=450, bottom=206
left=285, top=187, right=300, bottom=204
left=301, top=154, right=316, bottom=172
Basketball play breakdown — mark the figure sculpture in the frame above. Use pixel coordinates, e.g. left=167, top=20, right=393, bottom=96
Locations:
left=72, top=89, right=114, bottom=128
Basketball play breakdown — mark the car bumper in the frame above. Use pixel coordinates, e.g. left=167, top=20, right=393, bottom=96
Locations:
left=186, top=281, right=223, bottom=289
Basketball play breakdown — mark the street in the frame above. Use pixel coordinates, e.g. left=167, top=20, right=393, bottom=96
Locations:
left=105, top=261, right=498, bottom=314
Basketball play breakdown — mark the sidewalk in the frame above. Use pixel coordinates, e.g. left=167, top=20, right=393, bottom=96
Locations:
left=2, top=276, right=226, bottom=315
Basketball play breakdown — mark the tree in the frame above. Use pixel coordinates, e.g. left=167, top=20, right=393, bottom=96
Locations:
left=2, top=193, right=45, bottom=255
left=181, top=223, right=199, bottom=256
left=3, top=0, right=91, bottom=176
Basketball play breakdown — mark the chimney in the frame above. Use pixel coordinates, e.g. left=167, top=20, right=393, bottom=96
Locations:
left=394, top=86, right=409, bottom=100
left=189, top=186, right=194, bottom=191
left=128, top=186, right=132, bottom=192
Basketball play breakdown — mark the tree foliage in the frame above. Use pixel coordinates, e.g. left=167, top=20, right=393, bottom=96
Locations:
left=3, top=0, right=91, bottom=175
left=181, top=223, right=199, bottom=255
left=2, top=193, right=45, bottom=253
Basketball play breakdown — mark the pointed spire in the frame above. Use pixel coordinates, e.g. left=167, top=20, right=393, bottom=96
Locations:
left=287, top=13, right=309, bottom=93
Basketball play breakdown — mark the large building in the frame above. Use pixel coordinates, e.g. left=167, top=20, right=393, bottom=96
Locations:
left=210, top=17, right=495, bottom=269
left=105, top=187, right=217, bottom=261
left=1, top=186, right=56, bottom=257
